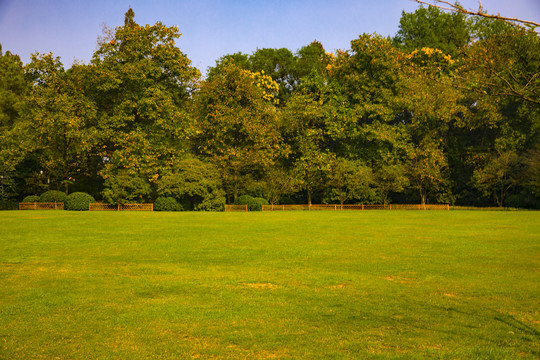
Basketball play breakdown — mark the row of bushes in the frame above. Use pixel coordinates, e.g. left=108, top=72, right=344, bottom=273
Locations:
left=19, top=191, right=269, bottom=211
left=154, top=195, right=270, bottom=211
left=23, top=191, right=96, bottom=211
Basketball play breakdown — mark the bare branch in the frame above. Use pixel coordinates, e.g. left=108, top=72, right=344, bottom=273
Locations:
left=410, top=0, right=540, bottom=29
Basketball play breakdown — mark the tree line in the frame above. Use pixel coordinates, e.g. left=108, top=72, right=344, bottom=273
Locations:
left=0, top=6, right=538, bottom=210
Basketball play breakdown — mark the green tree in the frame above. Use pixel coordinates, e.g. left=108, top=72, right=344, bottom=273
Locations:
left=327, top=157, right=375, bottom=206
left=157, top=156, right=226, bottom=211
left=209, top=48, right=299, bottom=104
left=193, top=63, right=285, bottom=202
left=393, top=5, right=471, bottom=58
left=25, top=53, right=97, bottom=194
left=0, top=45, right=29, bottom=201
left=91, top=8, right=200, bottom=190
left=249, top=47, right=299, bottom=101
left=284, top=90, right=330, bottom=205
left=406, top=137, right=450, bottom=205
left=102, top=170, right=151, bottom=209
left=473, top=150, right=519, bottom=207
left=374, top=164, right=409, bottom=205
left=295, top=41, right=334, bottom=79
left=521, top=144, right=540, bottom=198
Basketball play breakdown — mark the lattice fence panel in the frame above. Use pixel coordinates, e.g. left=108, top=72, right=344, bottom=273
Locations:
left=261, top=204, right=449, bottom=211
left=225, top=205, right=248, bottom=212
left=89, top=203, right=153, bottom=211
left=19, top=202, right=64, bottom=210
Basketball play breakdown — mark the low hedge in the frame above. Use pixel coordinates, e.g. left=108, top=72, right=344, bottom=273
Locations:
left=39, top=190, right=68, bottom=203
left=22, top=195, right=40, bottom=203
left=65, top=192, right=96, bottom=211
left=0, top=201, right=18, bottom=210
left=234, top=195, right=269, bottom=211
left=154, top=197, right=183, bottom=211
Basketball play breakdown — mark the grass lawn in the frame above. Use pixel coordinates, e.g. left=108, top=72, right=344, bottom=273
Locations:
left=0, top=210, right=538, bottom=359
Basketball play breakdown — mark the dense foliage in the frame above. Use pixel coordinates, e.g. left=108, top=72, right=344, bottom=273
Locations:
left=65, top=192, right=96, bottom=211
left=153, top=196, right=183, bottom=211
left=22, top=195, right=39, bottom=203
left=1, top=6, right=538, bottom=208
left=234, top=195, right=269, bottom=211
left=38, top=190, right=68, bottom=203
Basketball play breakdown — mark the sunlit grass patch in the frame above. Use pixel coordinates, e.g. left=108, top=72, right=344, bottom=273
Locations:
left=0, top=210, right=538, bottom=359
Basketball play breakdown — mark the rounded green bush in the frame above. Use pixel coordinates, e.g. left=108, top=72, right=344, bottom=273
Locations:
left=234, top=195, right=253, bottom=205
left=65, top=192, right=96, bottom=211
left=38, top=190, right=68, bottom=203
left=22, top=195, right=39, bottom=203
left=154, top=197, right=183, bottom=211
left=249, top=197, right=269, bottom=211
left=234, top=195, right=268, bottom=211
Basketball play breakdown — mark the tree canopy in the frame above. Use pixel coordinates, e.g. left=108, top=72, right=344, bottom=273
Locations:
left=1, top=6, right=538, bottom=209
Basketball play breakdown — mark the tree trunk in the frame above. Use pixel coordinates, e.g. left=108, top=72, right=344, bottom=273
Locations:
left=233, top=169, right=238, bottom=202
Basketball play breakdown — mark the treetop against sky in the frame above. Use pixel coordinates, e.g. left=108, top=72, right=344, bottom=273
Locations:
left=0, top=0, right=539, bottom=73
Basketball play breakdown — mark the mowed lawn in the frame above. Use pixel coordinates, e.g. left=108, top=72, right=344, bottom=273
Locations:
left=0, top=210, right=538, bottom=359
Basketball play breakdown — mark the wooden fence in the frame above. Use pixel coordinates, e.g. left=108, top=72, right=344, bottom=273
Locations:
left=89, top=203, right=153, bottom=211
left=225, top=204, right=248, bottom=212
left=261, top=204, right=449, bottom=211
left=19, top=202, right=64, bottom=210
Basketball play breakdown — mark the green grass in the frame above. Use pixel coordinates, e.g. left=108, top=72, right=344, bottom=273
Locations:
left=0, top=210, right=538, bottom=359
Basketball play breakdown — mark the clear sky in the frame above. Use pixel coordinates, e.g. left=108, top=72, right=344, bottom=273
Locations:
left=1, top=0, right=539, bottom=74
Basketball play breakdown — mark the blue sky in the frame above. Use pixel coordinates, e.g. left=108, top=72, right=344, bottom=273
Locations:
left=1, top=0, right=539, bottom=74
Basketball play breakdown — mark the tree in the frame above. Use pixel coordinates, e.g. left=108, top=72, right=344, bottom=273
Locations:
left=374, top=164, right=409, bottom=205
left=473, top=150, right=519, bottom=207
left=91, top=8, right=200, bottom=190
left=406, top=137, right=450, bottom=205
left=25, top=53, right=97, bottom=194
left=327, top=157, right=375, bottom=206
left=295, top=41, right=334, bottom=79
left=393, top=5, right=471, bottom=58
left=411, top=0, right=540, bottom=30
left=283, top=89, right=330, bottom=205
left=261, top=165, right=300, bottom=206
left=192, top=63, right=285, bottom=202
left=157, top=156, right=226, bottom=211
left=0, top=46, right=29, bottom=201
left=102, top=170, right=151, bottom=209
left=247, top=47, right=299, bottom=103
left=465, top=28, right=539, bottom=105
left=521, top=144, right=540, bottom=198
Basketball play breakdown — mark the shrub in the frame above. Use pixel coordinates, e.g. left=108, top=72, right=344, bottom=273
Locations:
left=65, top=192, right=96, bottom=211
left=39, top=190, right=68, bottom=204
left=505, top=192, right=540, bottom=209
left=249, top=197, right=269, bottom=211
left=154, top=197, right=183, bottom=211
left=234, top=195, right=254, bottom=206
left=0, top=201, right=18, bottom=210
left=234, top=195, right=269, bottom=211
left=22, top=195, right=39, bottom=203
